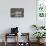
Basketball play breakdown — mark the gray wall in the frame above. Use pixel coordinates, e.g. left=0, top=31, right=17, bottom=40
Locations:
left=0, top=0, right=36, bottom=42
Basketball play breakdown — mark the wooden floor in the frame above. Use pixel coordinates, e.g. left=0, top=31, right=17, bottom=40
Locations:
left=0, top=42, right=46, bottom=46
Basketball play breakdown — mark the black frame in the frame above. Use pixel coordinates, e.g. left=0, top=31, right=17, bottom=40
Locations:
left=11, top=8, right=24, bottom=17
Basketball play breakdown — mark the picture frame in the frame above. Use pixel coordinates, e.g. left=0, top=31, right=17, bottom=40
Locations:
left=36, top=0, right=46, bottom=26
left=11, top=8, right=24, bottom=17
left=37, top=0, right=46, bottom=18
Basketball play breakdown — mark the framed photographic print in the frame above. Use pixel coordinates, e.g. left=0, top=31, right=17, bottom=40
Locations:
left=11, top=8, right=24, bottom=17
left=37, top=0, right=46, bottom=18
left=36, top=0, right=46, bottom=26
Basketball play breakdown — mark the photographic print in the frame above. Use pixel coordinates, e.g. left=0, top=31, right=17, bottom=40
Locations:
left=11, top=8, right=24, bottom=17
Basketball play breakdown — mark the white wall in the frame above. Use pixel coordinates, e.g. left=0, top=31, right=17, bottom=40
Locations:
left=0, top=0, right=36, bottom=42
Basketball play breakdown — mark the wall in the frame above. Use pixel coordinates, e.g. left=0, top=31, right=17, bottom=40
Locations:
left=0, top=0, right=36, bottom=42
